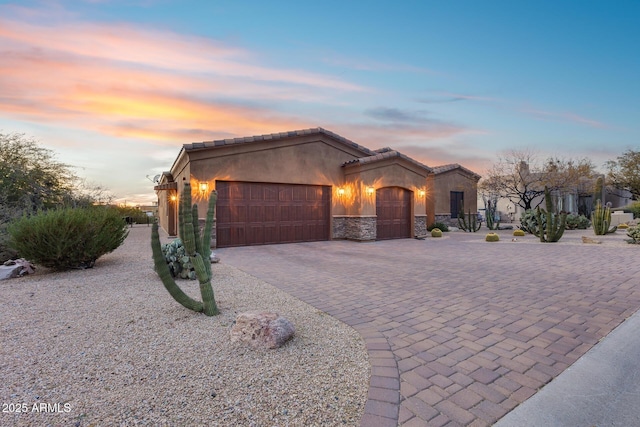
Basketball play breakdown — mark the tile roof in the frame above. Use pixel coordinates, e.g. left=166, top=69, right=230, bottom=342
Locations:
left=343, top=149, right=434, bottom=173
left=182, top=127, right=376, bottom=156
left=432, top=163, right=481, bottom=180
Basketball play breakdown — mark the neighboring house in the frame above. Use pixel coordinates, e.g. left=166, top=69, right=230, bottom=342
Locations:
left=485, top=161, right=631, bottom=222
left=430, top=164, right=481, bottom=225
left=155, top=127, right=480, bottom=248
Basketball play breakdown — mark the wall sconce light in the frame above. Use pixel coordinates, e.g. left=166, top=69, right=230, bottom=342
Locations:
left=199, top=182, right=209, bottom=194
left=170, top=194, right=177, bottom=202
left=337, top=187, right=345, bottom=197
left=366, top=186, right=375, bottom=196
left=418, top=189, right=426, bottom=198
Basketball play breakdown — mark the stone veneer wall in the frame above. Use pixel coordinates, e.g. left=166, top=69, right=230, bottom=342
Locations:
left=333, top=216, right=377, bottom=241
left=434, top=214, right=458, bottom=227
left=199, top=218, right=217, bottom=249
left=414, top=215, right=427, bottom=238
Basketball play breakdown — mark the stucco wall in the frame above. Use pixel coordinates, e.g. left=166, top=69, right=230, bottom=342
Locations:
left=343, top=158, right=428, bottom=217
left=432, top=169, right=479, bottom=218
left=185, top=135, right=367, bottom=220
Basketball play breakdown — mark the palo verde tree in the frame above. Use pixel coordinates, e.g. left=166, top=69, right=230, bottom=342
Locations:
left=0, top=132, right=75, bottom=219
left=0, top=132, right=111, bottom=220
left=480, top=149, right=597, bottom=211
left=606, top=149, right=640, bottom=200
left=0, top=132, right=113, bottom=262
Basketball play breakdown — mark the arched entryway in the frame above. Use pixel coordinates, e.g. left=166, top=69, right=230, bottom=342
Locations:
left=376, top=187, right=412, bottom=240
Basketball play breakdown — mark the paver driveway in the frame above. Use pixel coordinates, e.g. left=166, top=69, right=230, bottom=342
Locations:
left=218, top=231, right=640, bottom=426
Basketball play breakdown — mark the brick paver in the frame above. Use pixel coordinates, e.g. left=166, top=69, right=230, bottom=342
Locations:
left=218, top=231, right=640, bottom=426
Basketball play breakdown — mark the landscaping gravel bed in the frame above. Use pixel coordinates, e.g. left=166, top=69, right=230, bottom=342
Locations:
left=0, top=225, right=369, bottom=426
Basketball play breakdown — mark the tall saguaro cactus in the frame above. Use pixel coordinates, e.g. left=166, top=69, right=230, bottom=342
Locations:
left=151, top=183, right=219, bottom=316
left=533, top=186, right=567, bottom=243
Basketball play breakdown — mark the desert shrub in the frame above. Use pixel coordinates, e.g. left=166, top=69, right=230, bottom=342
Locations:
left=427, top=222, right=449, bottom=232
left=8, top=206, right=129, bottom=270
left=114, top=205, right=153, bottom=224
left=0, top=223, right=18, bottom=263
left=622, top=201, right=640, bottom=219
left=627, top=224, right=640, bottom=244
left=565, top=214, right=591, bottom=230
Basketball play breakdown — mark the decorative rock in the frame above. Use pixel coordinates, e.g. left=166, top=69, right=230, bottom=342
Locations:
left=210, top=252, right=220, bottom=263
left=582, top=236, right=602, bottom=244
left=0, top=259, right=35, bottom=280
left=230, top=311, right=295, bottom=349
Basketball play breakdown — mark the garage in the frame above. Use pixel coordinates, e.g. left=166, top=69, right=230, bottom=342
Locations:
left=216, top=181, right=331, bottom=247
left=376, top=187, right=411, bottom=240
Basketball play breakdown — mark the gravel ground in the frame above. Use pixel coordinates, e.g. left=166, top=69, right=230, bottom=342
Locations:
left=0, top=225, right=370, bottom=427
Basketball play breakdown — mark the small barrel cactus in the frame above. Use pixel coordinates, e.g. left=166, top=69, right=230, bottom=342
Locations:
left=485, top=233, right=500, bottom=242
left=431, top=228, right=443, bottom=238
left=618, top=223, right=629, bottom=229
left=513, top=229, right=525, bottom=237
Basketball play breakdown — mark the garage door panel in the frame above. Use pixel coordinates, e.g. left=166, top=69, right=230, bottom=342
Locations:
left=247, top=225, right=264, bottom=245
left=376, top=187, right=411, bottom=240
left=216, top=181, right=330, bottom=247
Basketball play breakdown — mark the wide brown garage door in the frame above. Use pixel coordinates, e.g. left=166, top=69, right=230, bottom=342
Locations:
left=376, top=187, right=411, bottom=240
left=216, top=181, right=331, bottom=247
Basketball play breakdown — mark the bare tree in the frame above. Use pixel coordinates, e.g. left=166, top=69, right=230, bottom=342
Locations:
left=480, top=149, right=597, bottom=211
left=606, top=149, right=640, bottom=200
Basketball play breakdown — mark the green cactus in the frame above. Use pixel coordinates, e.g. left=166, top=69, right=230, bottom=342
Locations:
left=151, top=182, right=219, bottom=316
left=431, top=228, right=443, bottom=237
left=593, top=176, right=604, bottom=204
left=161, top=238, right=197, bottom=280
left=626, top=224, right=640, bottom=244
left=533, top=187, right=567, bottom=242
left=513, top=229, right=525, bottom=237
left=485, top=233, right=500, bottom=242
left=485, top=200, right=501, bottom=230
left=458, top=209, right=481, bottom=232
left=591, top=199, right=617, bottom=235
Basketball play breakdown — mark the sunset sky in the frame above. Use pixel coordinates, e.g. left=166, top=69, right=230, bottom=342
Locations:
left=1, top=0, right=638, bottom=205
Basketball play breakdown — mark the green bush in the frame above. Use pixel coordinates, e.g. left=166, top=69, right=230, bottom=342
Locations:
left=627, top=224, right=640, bottom=244
left=427, top=222, right=449, bottom=232
left=114, top=205, right=153, bottom=224
left=0, top=224, right=18, bottom=263
left=622, top=201, right=640, bottom=219
left=8, top=207, right=129, bottom=270
left=565, top=214, right=591, bottom=230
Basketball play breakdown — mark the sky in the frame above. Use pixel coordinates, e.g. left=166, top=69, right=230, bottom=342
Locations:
left=1, top=0, right=638, bottom=205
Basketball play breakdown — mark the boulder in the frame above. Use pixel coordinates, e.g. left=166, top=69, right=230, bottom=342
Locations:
left=230, top=311, right=295, bottom=349
left=0, top=259, right=35, bottom=280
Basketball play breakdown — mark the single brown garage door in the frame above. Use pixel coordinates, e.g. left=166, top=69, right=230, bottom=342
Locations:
left=376, top=187, right=411, bottom=240
left=216, top=181, right=331, bottom=247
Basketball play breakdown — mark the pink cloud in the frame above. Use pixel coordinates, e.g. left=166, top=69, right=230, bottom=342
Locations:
left=520, top=107, right=607, bottom=129
left=0, top=8, right=369, bottom=145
